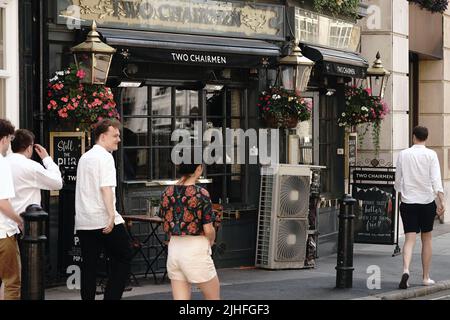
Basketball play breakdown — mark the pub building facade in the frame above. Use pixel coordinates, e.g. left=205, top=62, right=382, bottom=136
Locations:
left=18, top=0, right=369, bottom=285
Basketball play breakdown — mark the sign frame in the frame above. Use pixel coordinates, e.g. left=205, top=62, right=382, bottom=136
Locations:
left=49, top=131, right=86, bottom=196
left=349, top=166, right=400, bottom=254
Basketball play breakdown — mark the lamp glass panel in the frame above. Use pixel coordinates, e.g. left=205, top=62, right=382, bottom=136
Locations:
left=74, top=52, right=92, bottom=84
left=93, top=53, right=112, bottom=84
left=295, top=64, right=312, bottom=94
left=280, top=65, right=294, bottom=90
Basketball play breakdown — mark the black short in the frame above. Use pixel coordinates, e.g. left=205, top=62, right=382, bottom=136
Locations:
left=400, top=201, right=437, bottom=233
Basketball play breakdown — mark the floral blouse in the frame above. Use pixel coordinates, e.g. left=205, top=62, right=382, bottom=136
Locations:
left=158, top=185, right=216, bottom=236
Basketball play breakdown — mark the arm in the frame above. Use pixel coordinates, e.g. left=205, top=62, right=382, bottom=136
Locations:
left=0, top=199, right=23, bottom=230
left=33, top=144, right=63, bottom=190
left=430, top=153, right=445, bottom=216
left=100, top=186, right=116, bottom=234
left=203, top=223, right=216, bottom=247
left=394, top=152, right=403, bottom=201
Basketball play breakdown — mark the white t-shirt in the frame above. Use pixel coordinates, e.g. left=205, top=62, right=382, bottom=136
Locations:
left=75, top=144, right=124, bottom=231
left=394, top=144, right=444, bottom=204
left=0, top=153, right=19, bottom=238
left=7, top=153, right=63, bottom=215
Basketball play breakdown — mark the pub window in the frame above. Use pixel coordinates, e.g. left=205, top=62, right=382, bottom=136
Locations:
left=329, top=23, right=352, bottom=49
left=120, top=85, right=250, bottom=204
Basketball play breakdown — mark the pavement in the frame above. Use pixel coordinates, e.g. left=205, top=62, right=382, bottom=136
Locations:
left=45, top=221, right=450, bottom=300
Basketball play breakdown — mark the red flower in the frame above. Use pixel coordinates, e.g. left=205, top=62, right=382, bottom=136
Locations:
left=76, top=69, right=86, bottom=79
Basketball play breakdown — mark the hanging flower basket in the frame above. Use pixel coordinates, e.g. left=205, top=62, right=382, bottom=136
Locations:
left=338, top=85, right=390, bottom=156
left=46, top=63, right=120, bottom=131
left=258, top=86, right=312, bottom=129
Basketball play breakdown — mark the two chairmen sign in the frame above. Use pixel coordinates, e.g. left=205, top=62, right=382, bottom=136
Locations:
left=351, top=168, right=397, bottom=245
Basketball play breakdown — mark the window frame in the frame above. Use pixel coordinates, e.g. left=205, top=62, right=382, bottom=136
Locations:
left=118, top=83, right=251, bottom=204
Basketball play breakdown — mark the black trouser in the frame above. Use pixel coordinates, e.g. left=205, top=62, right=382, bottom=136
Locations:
left=77, top=223, right=132, bottom=300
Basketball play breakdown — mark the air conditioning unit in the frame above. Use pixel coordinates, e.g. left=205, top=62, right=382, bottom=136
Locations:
left=256, top=164, right=311, bottom=269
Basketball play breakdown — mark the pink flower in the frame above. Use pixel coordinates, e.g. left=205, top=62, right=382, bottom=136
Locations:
left=97, top=116, right=103, bottom=121
left=61, top=97, right=68, bottom=103
left=76, top=69, right=86, bottom=79
left=50, top=100, right=57, bottom=106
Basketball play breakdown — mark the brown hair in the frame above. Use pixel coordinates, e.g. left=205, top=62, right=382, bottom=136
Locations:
left=0, top=118, right=15, bottom=140
left=413, top=126, right=428, bottom=142
left=11, top=129, right=35, bottom=153
left=93, top=119, right=120, bottom=142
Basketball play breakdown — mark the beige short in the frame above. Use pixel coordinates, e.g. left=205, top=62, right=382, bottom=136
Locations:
left=167, top=235, right=217, bottom=284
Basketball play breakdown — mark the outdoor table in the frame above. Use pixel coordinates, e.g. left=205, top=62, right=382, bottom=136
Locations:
left=123, top=215, right=168, bottom=284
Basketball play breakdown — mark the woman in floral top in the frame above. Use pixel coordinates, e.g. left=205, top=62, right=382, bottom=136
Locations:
left=159, top=163, right=220, bottom=300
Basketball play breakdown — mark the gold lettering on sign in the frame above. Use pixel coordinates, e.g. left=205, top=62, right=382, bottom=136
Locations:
left=60, top=0, right=282, bottom=38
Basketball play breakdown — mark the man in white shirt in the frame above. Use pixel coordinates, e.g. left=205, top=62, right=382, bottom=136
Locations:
left=395, top=126, right=445, bottom=289
left=7, top=129, right=63, bottom=215
left=0, top=119, right=23, bottom=300
left=75, top=119, right=131, bottom=300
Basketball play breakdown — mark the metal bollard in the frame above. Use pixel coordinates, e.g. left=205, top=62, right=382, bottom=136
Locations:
left=20, top=204, right=48, bottom=300
left=335, top=194, right=356, bottom=288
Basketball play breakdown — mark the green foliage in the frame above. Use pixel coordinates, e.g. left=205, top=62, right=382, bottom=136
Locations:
left=257, top=86, right=312, bottom=128
left=313, top=0, right=360, bottom=19
left=46, top=64, right=119, bottom=130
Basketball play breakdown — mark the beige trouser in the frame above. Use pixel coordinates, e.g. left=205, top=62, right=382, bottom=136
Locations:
left=0, top=235, right=21, bottom=300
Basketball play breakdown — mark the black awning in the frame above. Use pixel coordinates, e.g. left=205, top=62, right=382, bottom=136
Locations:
left=302, top=45, right=369, bottom=78
left=99, top=28, right=280, bottom=68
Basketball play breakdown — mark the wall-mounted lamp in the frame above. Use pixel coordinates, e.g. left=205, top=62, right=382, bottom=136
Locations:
left=71, top=21, right=116, bottom=85
left=278, top=40, right=315, bottom=94
left=366, top=52, right=390, bottom=99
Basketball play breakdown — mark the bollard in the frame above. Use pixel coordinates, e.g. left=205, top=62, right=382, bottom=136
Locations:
left=20, top=204, right=48, bottom=300
left=335, top=194, right=356, bottom=288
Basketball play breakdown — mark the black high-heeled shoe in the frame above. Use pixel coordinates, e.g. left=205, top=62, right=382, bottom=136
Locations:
left=399, top=273, right=409, bottom=289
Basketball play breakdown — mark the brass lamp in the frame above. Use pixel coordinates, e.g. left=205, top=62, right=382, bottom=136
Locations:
left=366, top=52, right=390, bottom=99
left=71, top=21, right=116, bottom=84
left=278, top=40, right=315, bottom=94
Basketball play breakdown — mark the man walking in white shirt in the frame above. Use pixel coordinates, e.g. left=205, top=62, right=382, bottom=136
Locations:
left=75, top=119, right=132, bottom=300
left=0, top=119, right=23, bottom=300
left=395, top=126, right=445, bottom=289
left=7, top=129, right=63, bottom=215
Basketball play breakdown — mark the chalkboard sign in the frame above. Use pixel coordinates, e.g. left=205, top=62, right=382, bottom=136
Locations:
left=50, top=132, right=86, bottom=194
left=352, top=184, right=396, bottom=244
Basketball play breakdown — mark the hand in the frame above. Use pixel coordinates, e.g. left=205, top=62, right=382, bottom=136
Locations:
left=34, top=144, right=49, bottom=160
left=103, top=217, right=115, bottom=234
left=17, top=219, right=24, bottom=233
left=437, top=202, right=446, bottom=216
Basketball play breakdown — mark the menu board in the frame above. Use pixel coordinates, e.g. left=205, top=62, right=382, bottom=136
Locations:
left=50, top=132, right=85, bottom=194
left=352, top=184, right=396, bottom=244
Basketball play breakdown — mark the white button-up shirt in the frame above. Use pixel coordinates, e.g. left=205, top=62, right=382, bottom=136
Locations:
left=394, top=144, right=444, bottom=204
left=7, top=153, right=63, bottom=215
left=0, top=153, right=19, bottom=238
left=75, top=144, right=124, bottom=231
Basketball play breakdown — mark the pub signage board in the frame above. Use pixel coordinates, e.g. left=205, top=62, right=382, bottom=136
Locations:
left=57, top=0, right=285, bottom=40
left=129, top=48, right=274, bottom=68
left=352, top=184, right=396, bottom=245
left=50, top=131, right=85, bottom=192
left=323, top=61, right=366, bottom=78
